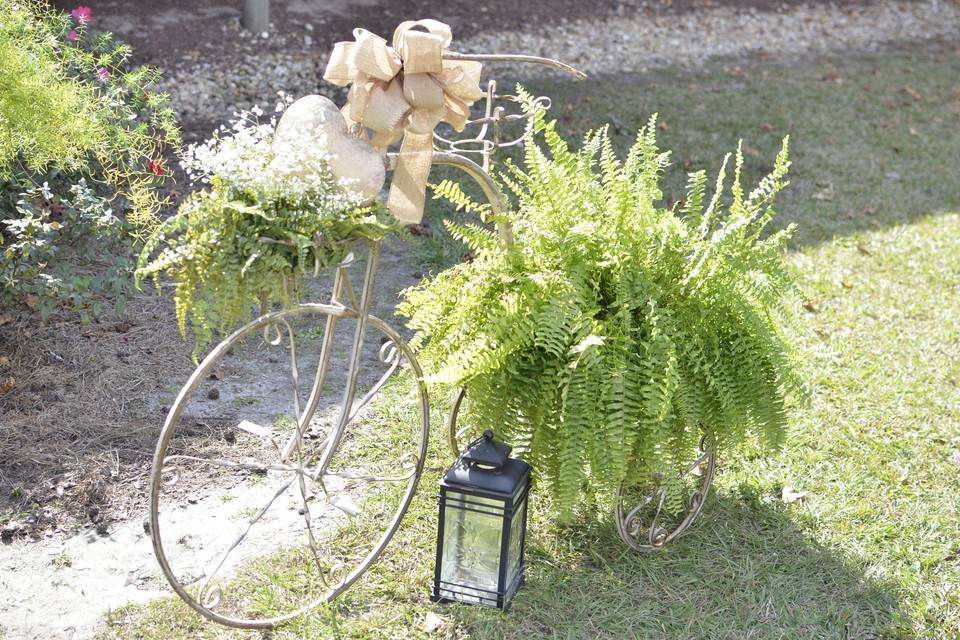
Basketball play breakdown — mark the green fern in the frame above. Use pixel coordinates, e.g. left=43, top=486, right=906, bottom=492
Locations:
left=137, top=177, right=396, bottom=360
left=399, top=105, right=807, bottom=519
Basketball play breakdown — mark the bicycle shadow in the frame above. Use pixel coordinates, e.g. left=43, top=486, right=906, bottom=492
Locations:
left=445, top=489, right=905, bottom=639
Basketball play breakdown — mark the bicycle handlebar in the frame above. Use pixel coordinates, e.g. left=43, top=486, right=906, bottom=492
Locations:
left=442, top=52, right=587, bottom=80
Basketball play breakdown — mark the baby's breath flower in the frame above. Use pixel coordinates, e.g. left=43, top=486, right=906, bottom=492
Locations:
left=138, top=97, right=393, bottom=360
left=179, top=103, right=363, bottom=221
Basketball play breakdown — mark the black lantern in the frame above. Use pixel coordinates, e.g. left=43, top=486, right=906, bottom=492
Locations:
left=432, top=430, right=531, bottom=610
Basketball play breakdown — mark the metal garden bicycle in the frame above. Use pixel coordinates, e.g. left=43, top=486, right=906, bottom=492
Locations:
left=148, top=56, right=716, bottom=629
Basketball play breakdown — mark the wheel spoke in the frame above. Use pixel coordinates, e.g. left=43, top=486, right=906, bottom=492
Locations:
left=196, top=476, right=297, bottom=596
left=292, top=423, right=332, bottom=588
left=347, top=344, right=402, bottom=424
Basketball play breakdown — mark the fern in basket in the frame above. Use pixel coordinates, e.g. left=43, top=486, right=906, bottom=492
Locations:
left=399, top=104, right=806, bottom=518
left=137, top=104, right=396, bottom=359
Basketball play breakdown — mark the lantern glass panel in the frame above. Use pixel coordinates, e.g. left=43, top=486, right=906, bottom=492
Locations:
left=439, top=494, right=504, bottom=604
left=506, top=498, right=525, bottom=582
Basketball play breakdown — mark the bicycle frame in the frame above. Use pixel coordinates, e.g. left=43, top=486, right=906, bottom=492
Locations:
left=149, top=59, right=589, bottom=630
left=272, top=84, right=536, bottom=472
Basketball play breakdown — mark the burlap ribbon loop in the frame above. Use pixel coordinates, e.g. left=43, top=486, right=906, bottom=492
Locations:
left=323, top=20, right=483, bottom=223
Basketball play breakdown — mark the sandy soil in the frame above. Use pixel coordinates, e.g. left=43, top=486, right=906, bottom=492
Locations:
left=1, top=470, right=349, bottom=639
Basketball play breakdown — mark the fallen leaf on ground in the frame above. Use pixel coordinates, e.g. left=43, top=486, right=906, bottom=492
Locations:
left=812, top=188, right=833, bottom=201
left=903, top=85, right=923, bottom=101
left=25, top=295, right=40, bottom=310
left=330, top=495, right=361, bottom=516
left=857, top=244, right=874, bottom=256
left=0, top=377, right=15, bottom=394
left=941, top=549, right=960, bottom=564
left=820, top=64, right=840, bottom=82
left=0, top=315, right=12, bottom=326
left=0, top=356, right=9, bottom=366
left=423, top=612, right=446, bottom=633
left=781, top=486, right=808, bottom=504
left=863, top=206, right=878, bottom=215
left=803, top=300, right=819, bottom=313
left=657, top=120, right=669, bottom=132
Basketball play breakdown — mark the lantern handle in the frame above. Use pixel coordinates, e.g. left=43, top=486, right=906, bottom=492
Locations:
left=461, top=429, right=512, bottom=468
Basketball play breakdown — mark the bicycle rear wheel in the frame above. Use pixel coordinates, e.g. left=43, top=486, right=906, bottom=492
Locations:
left=615, top=437, right=716, bottom=552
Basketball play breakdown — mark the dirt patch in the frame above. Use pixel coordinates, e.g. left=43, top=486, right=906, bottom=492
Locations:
left=0, top=238, right=424, bottom=638
left=0, top=464, right=352, bottom=639
left=0, top=234, right=418, bottom=535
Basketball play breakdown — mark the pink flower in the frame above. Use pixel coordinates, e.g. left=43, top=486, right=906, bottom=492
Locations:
left=952, top=450, right=960, bottom=468
left=66, top=30, right=79, bottom=43
left=95, top=67, right=111, bottom=81
left=70, top=6, right=93, bottom=24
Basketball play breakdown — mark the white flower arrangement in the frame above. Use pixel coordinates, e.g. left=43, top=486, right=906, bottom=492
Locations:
left=179, top=92, right=366, bottom=221
left=137, top=92, right=396, bottom=358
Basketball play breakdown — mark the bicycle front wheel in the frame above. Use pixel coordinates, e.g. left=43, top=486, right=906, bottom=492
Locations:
left=148, top=303, right=428, bottom=629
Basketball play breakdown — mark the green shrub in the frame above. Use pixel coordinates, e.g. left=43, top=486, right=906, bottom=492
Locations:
left=0, top=0, right=179, bottom=224
left=0, top=0, right=180, bottom=313
left=0, top=4, right=102, bottom=175
left=1, top=179, right=131, bottom=319
left=399, top=103, right=807, bottom=517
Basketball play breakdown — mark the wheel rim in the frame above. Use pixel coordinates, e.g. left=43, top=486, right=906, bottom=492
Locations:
left=149, top=303, right=429, bottom=628
left=446, top=387, right=469, bottom=457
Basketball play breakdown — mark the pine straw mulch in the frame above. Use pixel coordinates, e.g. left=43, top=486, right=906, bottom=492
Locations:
left=0, top=290, right=194, bottom=540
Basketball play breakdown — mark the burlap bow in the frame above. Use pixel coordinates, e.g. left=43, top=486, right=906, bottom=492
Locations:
left=323, top=19, right=483, bottom=223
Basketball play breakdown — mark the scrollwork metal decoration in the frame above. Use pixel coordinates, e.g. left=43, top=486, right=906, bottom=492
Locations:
left=615, top=436, right=717, bottom=552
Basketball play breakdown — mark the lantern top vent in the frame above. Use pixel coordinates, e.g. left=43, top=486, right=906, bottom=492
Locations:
left=442, top=432, right=530, bottom=499
left=462, top=430, right=511, bottom=468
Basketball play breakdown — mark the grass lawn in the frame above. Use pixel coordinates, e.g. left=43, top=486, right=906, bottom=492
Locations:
left=99, top=42, right=960, bottom=639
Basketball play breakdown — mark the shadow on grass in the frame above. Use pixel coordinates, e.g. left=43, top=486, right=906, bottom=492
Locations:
left=444, top=489, right=906, bottom=639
